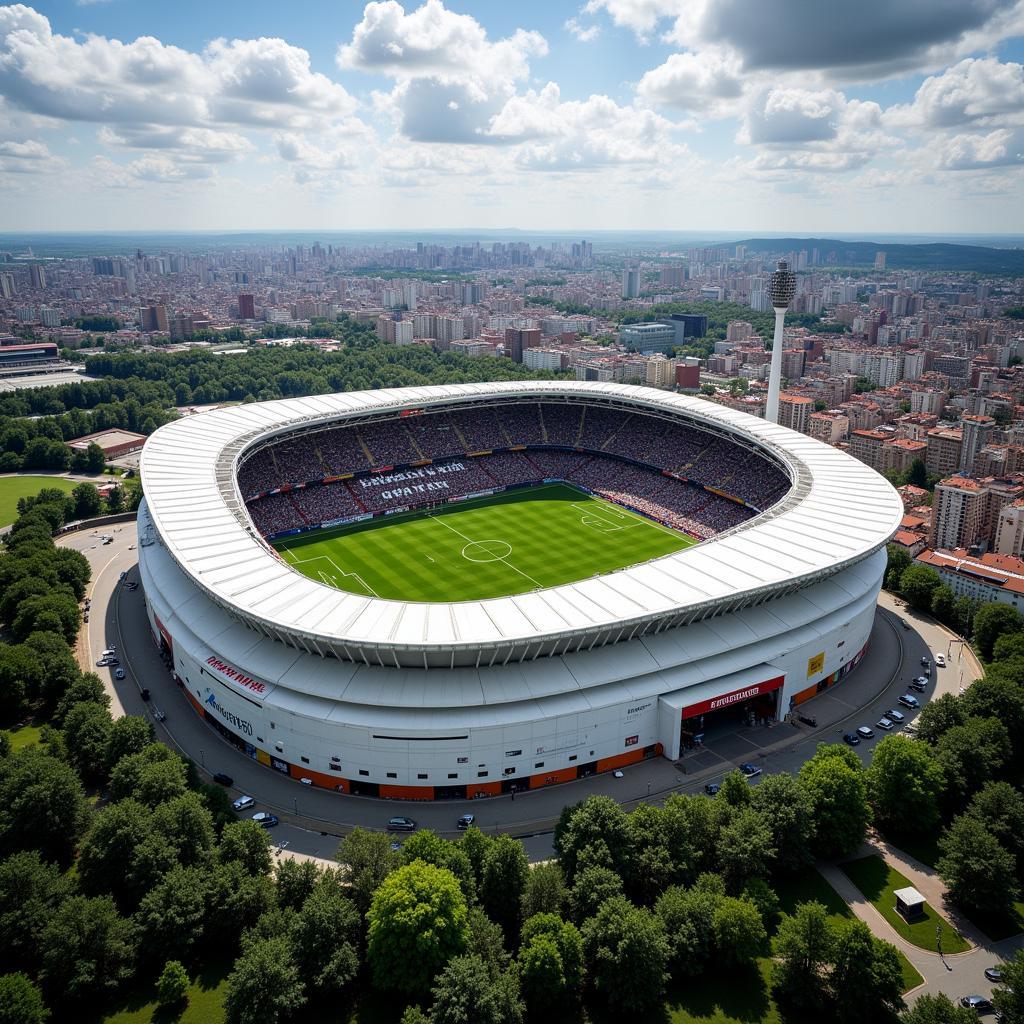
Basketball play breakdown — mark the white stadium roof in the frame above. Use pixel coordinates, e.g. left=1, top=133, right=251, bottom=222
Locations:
left=140, top=381, right=903, bottom=666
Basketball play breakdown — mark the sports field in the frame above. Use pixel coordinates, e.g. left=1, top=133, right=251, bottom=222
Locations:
left=274, top=483, right=695, bottom=602
left=0, top=475, right=78, bottom=527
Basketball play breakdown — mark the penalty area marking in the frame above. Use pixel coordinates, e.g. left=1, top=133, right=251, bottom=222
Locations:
left=281, top=547, right=380, bottom=598
left=572, top=502, right=640, bottom=534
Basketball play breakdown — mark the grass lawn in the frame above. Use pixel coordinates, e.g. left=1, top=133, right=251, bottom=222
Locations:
left=275, top=482, right=694, bottom=602
left=664, top=958, right=779, bottom=1024
left=840, top=855, right=969, bottom=954
left=103, top=964, right=229, bottom=1024
left=7, top=724, right=42, bottom=751
left=0, top=475, right=77, bottom=527
left=888, top=833, right=941, bottom=869
left=963, top=901, right=1024, bottom=943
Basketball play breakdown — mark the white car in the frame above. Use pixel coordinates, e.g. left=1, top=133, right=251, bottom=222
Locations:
left=613, top=770, right=624, bottom=778
left=886, top=709, right=905, bottom=723
left=876, top=717, right=894, bottom=731
left=935, top=653, right=946, bottom=667
left=299, top=777, right=313, bottom=786
left=232, top=795, right=255, bottom=811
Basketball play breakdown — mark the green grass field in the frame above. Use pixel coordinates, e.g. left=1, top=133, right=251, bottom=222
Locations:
left=0, top=475, right=77, bottom=527
left=275, top=483, right=695, bottom=602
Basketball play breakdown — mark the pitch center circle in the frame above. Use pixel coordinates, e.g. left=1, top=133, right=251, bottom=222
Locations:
left=462, top=540, right=512, bottom=563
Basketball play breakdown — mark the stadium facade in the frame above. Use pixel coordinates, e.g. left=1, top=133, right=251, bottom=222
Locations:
left=138, top=382, right=902, bottom=800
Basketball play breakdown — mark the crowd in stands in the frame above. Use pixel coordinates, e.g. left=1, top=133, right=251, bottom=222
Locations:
left=240, top=401, right=791, bottom=540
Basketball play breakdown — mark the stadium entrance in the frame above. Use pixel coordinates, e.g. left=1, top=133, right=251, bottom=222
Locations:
left=679, top=676, right=783, bottom=752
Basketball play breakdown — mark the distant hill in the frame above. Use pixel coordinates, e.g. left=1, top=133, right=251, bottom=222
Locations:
left=736, top=237, right=1024, bottom=275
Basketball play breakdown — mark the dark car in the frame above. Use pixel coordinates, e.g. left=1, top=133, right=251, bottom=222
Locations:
left=456, top=814, right=475, bottom=830
left=387, top=816, right=417, bottom=832
left=959, top=996, right=992, bottom=1014
left=985, top=967, right=1003, bottom=982
left=898, top=694, right=920, bottom=709
left=212, top=773, right=233, bottom=787
left=856, top=726, right=875, bottom=740
left=252, top=812, right=279, bottom=828
left=738, top=763, right=761, bottom=779
left=843, top=732, right=861, bottom=746
left=704, top=783, right=720, bottom=796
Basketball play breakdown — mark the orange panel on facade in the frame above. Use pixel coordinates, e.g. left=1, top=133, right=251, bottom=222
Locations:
left=528, top=766, right=578, bottom=789
left=792, top=683, right=818, bottom=706
left=596, top=749, right=645, bottom=773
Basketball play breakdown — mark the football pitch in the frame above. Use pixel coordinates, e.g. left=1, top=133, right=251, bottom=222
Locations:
left=274, top=483, right=696, bottom=602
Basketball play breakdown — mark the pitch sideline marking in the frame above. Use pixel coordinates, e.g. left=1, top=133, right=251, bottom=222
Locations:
left=427, top=513, right=544, bottom=590
left=283, top=549, right=380, bottom=598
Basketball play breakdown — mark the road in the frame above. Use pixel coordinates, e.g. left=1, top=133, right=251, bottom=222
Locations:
left=63, top=521, right=983, bottom=867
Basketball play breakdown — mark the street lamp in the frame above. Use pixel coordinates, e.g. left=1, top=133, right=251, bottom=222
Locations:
left=765, top=259, right=796, bottom=424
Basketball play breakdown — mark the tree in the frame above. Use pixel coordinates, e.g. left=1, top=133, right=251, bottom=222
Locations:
left=0, top=973, right=48, bottom=1024
left=750, top=773, right=816, bottom=871
left=367, top=861, right=469, bottom=997
left=106, top=486, right=125, bottom=514
left=459, top=826, right=494, bottom=889
left=85, top=443, right=106, bottom=473
left=156, top=960, right=189, bottom=1010
left=224, top=936, right=305, bottom=1024
left=554, top=796, right=630, bottom=883
left=274, top=858, right=320, bottom=911
left=974, top=603, right=1023, bottom=661
left=931, top=584, right=955, bottom=623
left=39, top=895, right=135, bottom=1003
left=907, top=458, right=928, bottom=489
left=292, top=876, right=361, bottom=996
left=481, top=835, right=529, bottom=944
left=830, top=919, right=905, bottom=1022
left=965, top=782, right=1024, bottom=875
left=104, top=716, right=153, bottom=773
left=429, top=955, right=523, bottom=1024
left=772, top=901, right=835, bottom=1015
left=0, top=852, right=68, bottom=975
left=655, top=884, right=719, bottom=977
left=799, top=748, right=871, bottom=857
left=937, top=814, right=1019, bottom=915
left=520, top=913, right=583, bottom=994
left=568, top=864, right=623, bottom=925
left=992, top=947, right=1024, bottom=1024
left=935, top=717, right=1012, bottom=813
left=334, top=828, right=398, bottom=915
left=62, top=701, right=113, bottom=784
left=993, top=632, right=1024, bottom=663
left=517, top=935, right=567, bottom=1019
left=712, top=896, right=766, bottom=966
left=866, top=735, right=944, bottom=835
left=963, top=675, right=1024, bottom=766
left=902, top=993, right=979, bottom=1024
left=70, top=483, right=102, bottom=520
left=399, top=830, right=476, bottom=903
left=914, top=693, right=965, bottom=744
left=136, top=866, right=209, bottom=963
left=900, top=566, right=941, bottom=611
left=582, top=896, right=669, bottom=1016
left=219, top=820, right=273, bottom=876
left=0, top=748, right=88, bottom=867
left=521, top=861, right=564, bottom=919
left=623, top=803, right=679, bottom=904
left=717, top=807, right=775, bottom=891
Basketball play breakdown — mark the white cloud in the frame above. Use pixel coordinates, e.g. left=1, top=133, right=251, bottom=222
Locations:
left=564, top=16, right=601, bottom=43
left=937, top=128, right=1024, bottom=169
left=886, top=58, right=1024, bottom=129
left=98, top=125, right=254, bottom=163
left=338, top=0, right=546, bottom=81
left=581, top=0, right=683, bottom=40
left=636, top=51, right=742, bottom=114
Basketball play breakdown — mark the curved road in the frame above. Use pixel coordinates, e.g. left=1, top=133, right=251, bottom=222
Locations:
left=63, top=523, right=981, bottom=863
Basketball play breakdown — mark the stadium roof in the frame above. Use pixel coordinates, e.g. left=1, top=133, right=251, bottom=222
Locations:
left=140, top=381, right=903, bottom=666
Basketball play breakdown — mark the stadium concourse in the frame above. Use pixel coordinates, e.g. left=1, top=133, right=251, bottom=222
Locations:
left=137, top=381, right=904, bottom=802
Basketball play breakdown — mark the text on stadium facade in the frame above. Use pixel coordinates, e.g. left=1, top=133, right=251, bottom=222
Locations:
left=680, top=676, right=784, bottom=719
left=206, top=656, right=268, bottom=696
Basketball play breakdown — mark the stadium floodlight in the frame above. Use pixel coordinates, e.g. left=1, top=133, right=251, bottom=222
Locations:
left=765, top=259, right=796, bottom=425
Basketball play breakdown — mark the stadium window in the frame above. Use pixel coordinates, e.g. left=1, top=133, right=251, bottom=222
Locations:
left=386, top=772, right=397, bottom=779
left=300, top=756, right=309, bottom=764
left=270, top=723, right=275, bottom=730
left=417, top=773, right=428, bottom=780
left=359, top=770, right=369, bottom=777
left=448, top=773, right=458, bottom=779
left=256, top=736, right=264, bottom=743
left=477, top=770, right=489, bottom=778
left=569, top=755, right=577, bottom=762
left=534, top=762, right=544, bottom=769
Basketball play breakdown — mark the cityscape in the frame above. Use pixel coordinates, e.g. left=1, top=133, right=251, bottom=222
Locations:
left=0, top=3, right=1023, bottom=1024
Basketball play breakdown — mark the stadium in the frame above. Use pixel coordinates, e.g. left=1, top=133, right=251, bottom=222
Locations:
left=137, top=381, right=903, bottom=800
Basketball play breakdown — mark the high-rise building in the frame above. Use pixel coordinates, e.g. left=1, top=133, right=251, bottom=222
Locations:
left=864, top=351, right=904, bottom=388
left=645, top=355, right=677, bottom=389
left=925, top=428, right=963, bottom=477
left=39, top=307, right=60, bottom=328
left=621, top=267, right=640, bottom=299
left=995, top=500, right=1024, bottom=558
left=778, top=394, right=812, bottom=434
left=29, top=265, right=46, bottom=290
left=0, top=273, right=14, bottom=299
left=874, top=251, right=886, bottom=269
left=140, top=304, right=169, bottom=333
left=931, top=476, right=989, bottom=549
left=959, top=414, right=996, bottom=473
left=504, top=327, right=541, bottom=363
left=238, top=294, right=256, bottom=320
left=809, top=411, right=849, bottom=445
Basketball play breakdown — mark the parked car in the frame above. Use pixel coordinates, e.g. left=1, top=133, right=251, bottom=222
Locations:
left=856, top=726, right=875, bottom=739
left=739, top=762, right=762, bottom=779
left=887, top=709, right=905, bottom=723
left=898, top=694, right=920, bottom=709
left=114, top=667, right=125, bottom=680
left=876, top=717, right=894, bottom=731
left=119, top=571, right=127, bottom=580
left=96, top=658, right=111, bottom=667
left=910, top=677, right=928, bottom=693
left=704, top=783, right=720, bottom=796
left=252, top=812, right=278, bottom=828
left=83, top=612, right=89, bottom=623
left=903, top=723, right=919, bottom=737
left=843, top=732, right=861, bottom=746
left=232, top=795, right=255, bottom=811
left=387, top=816, right=417, bottom=832
left=921, top=656, right=930, bottom=666
left=213, top=773, right=233, bottom=787
left=959, top=995, right=992, bottom=1014
left=612, top=770, right=624, bottom=778
left=299, top=777, right=312, bottom=786
left=901, top=621, right=911, bottom=631
left=935, top=653, right=946, bottom=667
left=985, top=967, right=1003, bottom=982
left=456, top=814, right=475, bottom=830
left=102, top=647, right=117, bottom=655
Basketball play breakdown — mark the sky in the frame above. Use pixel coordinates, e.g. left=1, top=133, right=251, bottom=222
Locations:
left=1, top=0, right=1023, bottom=235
